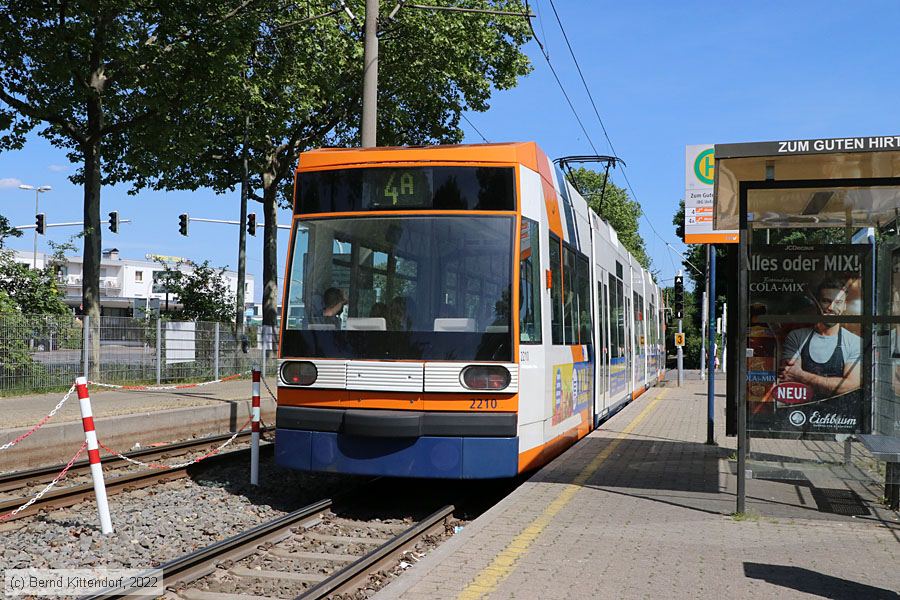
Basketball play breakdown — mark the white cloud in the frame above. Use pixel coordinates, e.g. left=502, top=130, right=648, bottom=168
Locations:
left=0, top=178, right=23, bottom=189
left=47, top=164, right=69, bottom=173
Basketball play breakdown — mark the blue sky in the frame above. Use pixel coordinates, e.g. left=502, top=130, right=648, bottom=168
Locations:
left=1, top=0, right=897, bottom=300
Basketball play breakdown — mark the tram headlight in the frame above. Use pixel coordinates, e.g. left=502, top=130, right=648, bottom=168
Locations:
left=280, top=361, right=317, bottom=386
left=461, top=366, right=510, bottom=391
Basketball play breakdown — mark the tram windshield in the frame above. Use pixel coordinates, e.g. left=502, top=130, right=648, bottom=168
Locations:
left=282, top=215, right=515, bottom=361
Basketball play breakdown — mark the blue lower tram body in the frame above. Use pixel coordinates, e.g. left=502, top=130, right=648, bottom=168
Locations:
left=275, top=429, right=520, bottom=479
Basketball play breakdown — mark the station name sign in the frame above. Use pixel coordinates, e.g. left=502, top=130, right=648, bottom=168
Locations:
left=716, top=134, right=900, bottom=159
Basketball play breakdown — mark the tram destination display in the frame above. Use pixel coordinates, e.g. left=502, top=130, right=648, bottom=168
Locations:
left=747, top=245, right=870, bottom=436
left=297, top=166, right=516, bottom=213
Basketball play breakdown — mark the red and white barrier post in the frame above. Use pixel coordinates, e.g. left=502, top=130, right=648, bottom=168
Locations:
left=75, top=377, right=113, bottom=534
left=251, top=368, right=261, bottom=486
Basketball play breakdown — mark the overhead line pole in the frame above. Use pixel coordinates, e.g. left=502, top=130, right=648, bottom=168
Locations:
left=361, top=2, right=535, bottom=149
left=676, top=270, right=683, bottom=387
left=361, top=0, right=379, bottom=148
left=707, top=246, right=717, bottom=445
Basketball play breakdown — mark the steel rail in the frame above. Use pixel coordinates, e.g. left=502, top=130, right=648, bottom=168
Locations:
left=0, top=428, right=269, bottom=493
left=298, top=504, right=455, bottom=599
left=0, top=445, right=270, bottom=521
left=83, top=498, right=333, bottom=599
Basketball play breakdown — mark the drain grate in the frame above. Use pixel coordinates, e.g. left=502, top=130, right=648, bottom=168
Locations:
left=742, top=466, right=809, bottom=481
left=810, top=488, right=871, bottom=516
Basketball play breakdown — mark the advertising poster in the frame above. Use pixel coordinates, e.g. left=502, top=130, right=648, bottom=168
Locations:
left=747, top=245, right=870, bottom=436
left=609, top=357, right=627, bottom=396
left=552, top=361, right=593, bottom=425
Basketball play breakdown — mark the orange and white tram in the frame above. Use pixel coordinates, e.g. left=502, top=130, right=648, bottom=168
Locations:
left=275, top=142, right=664, bottom=478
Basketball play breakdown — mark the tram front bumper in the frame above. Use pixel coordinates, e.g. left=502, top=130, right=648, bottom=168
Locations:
left=274, top=429, right=519, bottom=479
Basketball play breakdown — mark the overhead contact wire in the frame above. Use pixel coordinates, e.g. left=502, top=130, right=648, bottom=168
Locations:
left=545, top=0, right=684, bottom=273
left=524, top=0, right=599, bottom=155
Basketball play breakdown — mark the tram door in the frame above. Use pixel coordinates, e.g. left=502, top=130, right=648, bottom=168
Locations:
left=624, top=295, right=633, bottom=398
left=596, top=278, right=609, bottom=416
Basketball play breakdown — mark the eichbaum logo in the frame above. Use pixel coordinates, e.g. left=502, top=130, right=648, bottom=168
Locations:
left=808, top=411, right=857, bottom=428
left=789, top=411, right=807, bottom=427
left=694, top=148, right=715, bottom=185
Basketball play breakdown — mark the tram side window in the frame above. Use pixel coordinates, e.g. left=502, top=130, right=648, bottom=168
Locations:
left=576, top=255, right=592, bottom=344
left=549, top=234, right=563, bottom=344
left=551, top=236, right=592, bottom=346
left=563, top=246, right=578, bottom=344
left=519, top=218, right=542, bottom=343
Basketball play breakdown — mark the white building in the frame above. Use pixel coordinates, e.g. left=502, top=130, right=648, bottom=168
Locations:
left=12, top=248, right=254, bottom=317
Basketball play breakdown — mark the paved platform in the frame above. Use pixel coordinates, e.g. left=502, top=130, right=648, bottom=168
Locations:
left=0, top=379, right=277, bottom=471
left=377, top=378, right=900, bottom=600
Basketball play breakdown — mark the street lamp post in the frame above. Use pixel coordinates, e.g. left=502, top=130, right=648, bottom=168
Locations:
left=18, top=184, right=52, bottom=268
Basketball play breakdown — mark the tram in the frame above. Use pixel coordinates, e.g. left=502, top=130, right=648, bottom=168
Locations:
left=274, top=142, right=664, bottom=478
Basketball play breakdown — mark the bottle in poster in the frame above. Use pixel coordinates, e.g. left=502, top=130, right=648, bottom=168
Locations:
left=747, top=303, right=778, bottom=415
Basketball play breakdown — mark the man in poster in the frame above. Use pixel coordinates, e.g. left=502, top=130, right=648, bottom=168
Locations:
left=778, top=278, right=861, bottom=401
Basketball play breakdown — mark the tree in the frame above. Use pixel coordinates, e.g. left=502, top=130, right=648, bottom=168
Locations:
left=0, top=252, right=69, bottom=315
left=0, top=235, right=77, bottom=316
left=0, top=214, right=22, bottom=248
left=566, top=167, right=650, bottom=269
left=128, top=0, right=533, bottom=331
left=0, top=237, right=76, bottom=383
left=0, top=0, right=257, bottom=374
left=155, top=260, right=236, bottom=323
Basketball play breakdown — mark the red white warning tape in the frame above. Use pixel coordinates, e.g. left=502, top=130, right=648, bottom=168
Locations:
left=0, top=442, right=87, bottom=521
left=97, top=416, right=253, bottom=470
left=87, top=372, right=244, bottom=391
left=0, top=384, right=76, bottom=452
left=260, top=376, right=278, bottom=403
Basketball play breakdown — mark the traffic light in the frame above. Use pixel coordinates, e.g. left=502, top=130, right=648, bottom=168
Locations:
left=35, top=213, right=45, bottom=235
left=178, top=213, right=189, bottom=236
left=673, top=275, right=684, bottom=319
left=108, top=211, right=119, bottom=233
left=247, top=213, right=256, bottom=236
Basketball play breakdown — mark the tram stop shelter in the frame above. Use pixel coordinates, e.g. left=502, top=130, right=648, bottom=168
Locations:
left=715, top=135, right=900, bottom=514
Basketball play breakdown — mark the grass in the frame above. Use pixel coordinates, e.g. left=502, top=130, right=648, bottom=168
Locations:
left=730, top=511, right=760, bottom=522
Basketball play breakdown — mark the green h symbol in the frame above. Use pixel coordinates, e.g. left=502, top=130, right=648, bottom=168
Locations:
left=695, top=149, right=714, bottom=185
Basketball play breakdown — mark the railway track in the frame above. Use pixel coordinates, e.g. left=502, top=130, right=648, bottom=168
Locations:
left=0, top=429, right=269, bottom=494
left=86, top=498, right=455, bottom=600
left=0, top=433, right=271, bottom=521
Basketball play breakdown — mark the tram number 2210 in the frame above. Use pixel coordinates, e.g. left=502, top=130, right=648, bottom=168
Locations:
left=469, top=398, right=499, bottom=410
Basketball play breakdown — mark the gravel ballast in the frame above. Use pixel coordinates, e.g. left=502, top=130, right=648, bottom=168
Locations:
left=0, top=453, right=362, bottom=571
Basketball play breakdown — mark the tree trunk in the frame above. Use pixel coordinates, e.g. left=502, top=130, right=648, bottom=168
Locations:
left=262, top=182, right=279, bottom=329
left=82, top=135, right=102, bottom=380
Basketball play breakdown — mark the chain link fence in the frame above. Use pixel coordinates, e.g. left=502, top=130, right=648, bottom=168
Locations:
left=0, top=314, right=278, bottom=394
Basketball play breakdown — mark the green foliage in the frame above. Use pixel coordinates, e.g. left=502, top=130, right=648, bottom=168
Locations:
left=125, top=0, right=533, bottom=327
left=0, top=0, right=259, bottom=322
left=0, top=214, right=22, bottom=248
left=156, top=260, right=237, bottom=323
left=567, top=167, right=650, bottom=269
left=0, top=251, right=69, bottom=315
